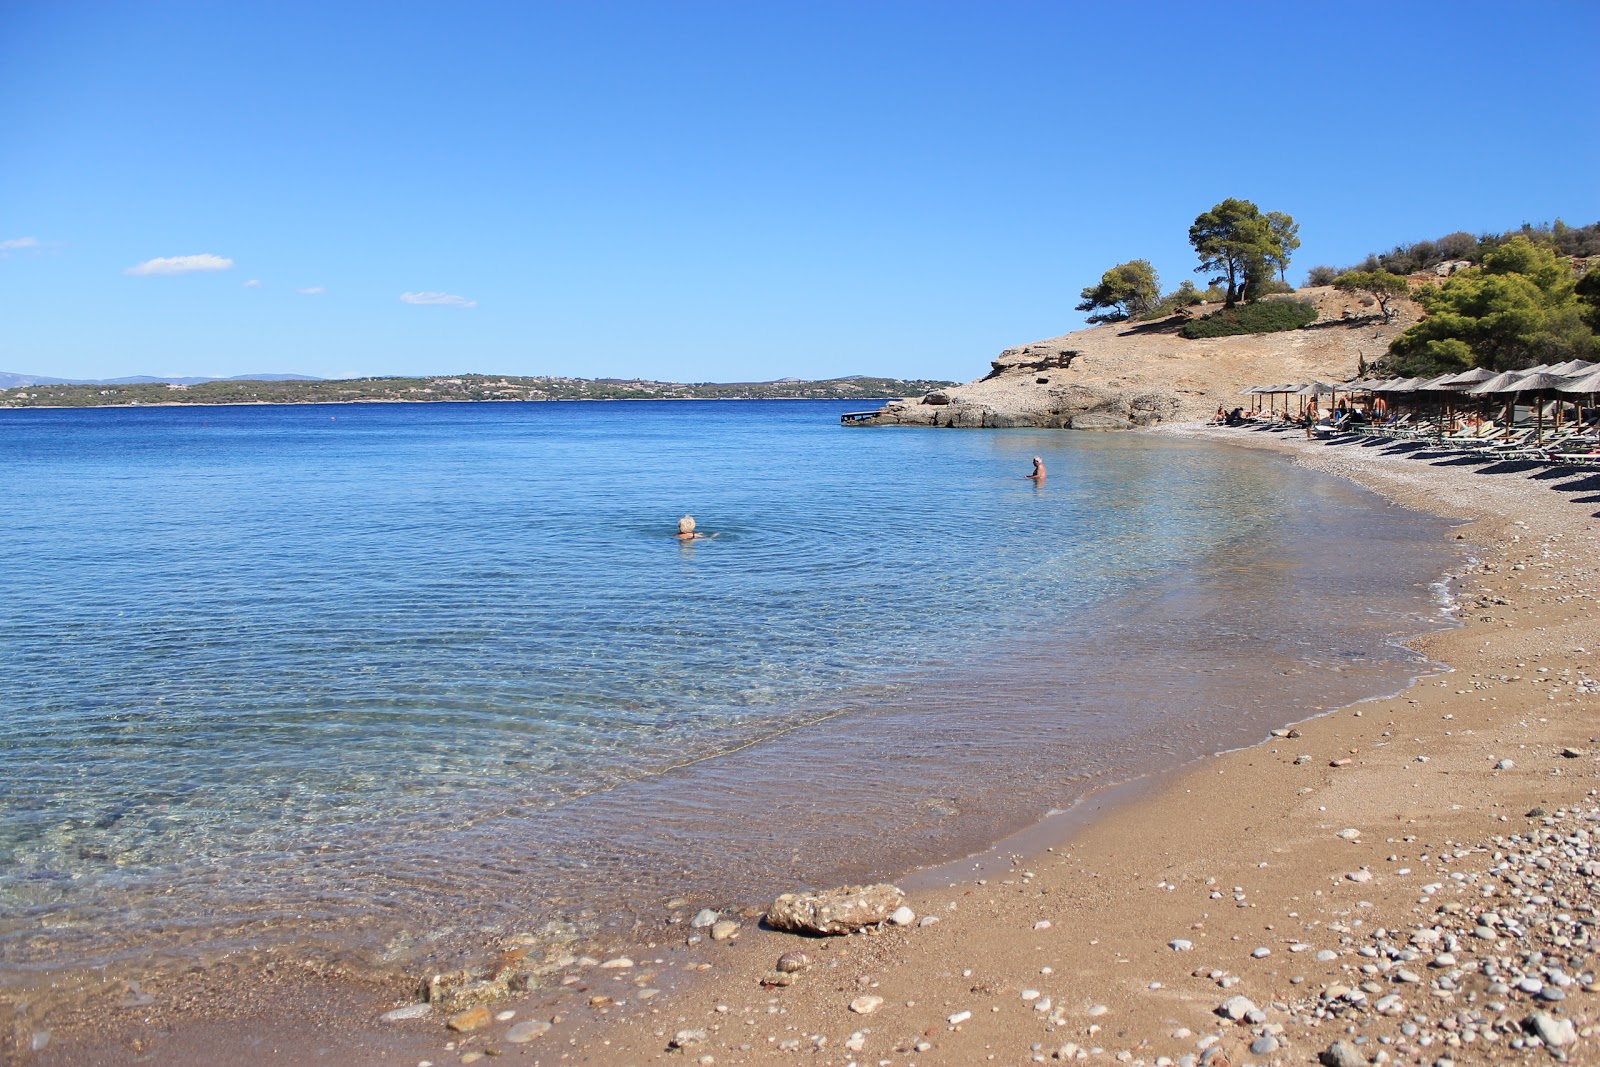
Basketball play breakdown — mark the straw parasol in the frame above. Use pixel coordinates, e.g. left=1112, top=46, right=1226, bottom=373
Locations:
left=1556, top=368, right=1600, bottom=393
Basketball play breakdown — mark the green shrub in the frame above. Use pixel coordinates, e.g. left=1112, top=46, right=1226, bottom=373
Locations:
left=1179, top=298, right=1318, bottom=339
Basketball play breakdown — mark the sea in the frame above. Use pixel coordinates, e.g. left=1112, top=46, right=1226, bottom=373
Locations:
left=0, top=399, right=1459, bottom=1007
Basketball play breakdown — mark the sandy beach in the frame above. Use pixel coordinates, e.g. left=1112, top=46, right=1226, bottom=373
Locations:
left=25, top=426, right=1600, bottom=1067
left=509, top=427, right=1599, bottom=1067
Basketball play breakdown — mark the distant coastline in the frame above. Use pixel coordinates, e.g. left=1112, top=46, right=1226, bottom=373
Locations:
left=0, top=373, right=954, bottom=409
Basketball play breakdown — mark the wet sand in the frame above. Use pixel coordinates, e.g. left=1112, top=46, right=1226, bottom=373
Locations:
left=21, top=427, right=1600, bottom=1066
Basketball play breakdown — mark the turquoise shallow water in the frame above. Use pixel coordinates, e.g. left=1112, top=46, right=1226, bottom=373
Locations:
left=0, top=400, right=1457, bottom=986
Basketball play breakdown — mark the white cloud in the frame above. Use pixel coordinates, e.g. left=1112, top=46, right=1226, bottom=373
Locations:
left=242, top=278, right=262, bottom=288
left=125, top=253, right=235, bottom=276
left=296, top=286, right=326, bottom=296
left=1, top=236, right=40, bottom=251
left=401, top=290, right=477, bottom=309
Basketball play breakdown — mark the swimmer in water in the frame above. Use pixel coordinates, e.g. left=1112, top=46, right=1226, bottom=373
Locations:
left=1025, top=456, right=1046, bottom=480
left=675, top=514, right=717, bottom=541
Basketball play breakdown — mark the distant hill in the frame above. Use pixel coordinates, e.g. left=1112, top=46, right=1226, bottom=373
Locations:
left=0, top=373, right=956, bottom=408
left=0, top=371, right=322, bottom=388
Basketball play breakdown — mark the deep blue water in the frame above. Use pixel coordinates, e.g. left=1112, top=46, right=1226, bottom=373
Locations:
left=0, top=400, right=1457, bottom=983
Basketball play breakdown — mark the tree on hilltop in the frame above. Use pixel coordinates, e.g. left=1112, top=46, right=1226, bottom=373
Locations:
left=1188, top=199, right=1297, bottom=306
left=1385, top=235, right=1597, bottom=375
left=1076, top=259, right=1161, bottom=323
left=1333, top=270, right=1411, bottom=324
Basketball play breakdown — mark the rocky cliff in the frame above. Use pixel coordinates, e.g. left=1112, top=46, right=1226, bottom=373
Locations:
left=848, top=286, right=1422, bottom=430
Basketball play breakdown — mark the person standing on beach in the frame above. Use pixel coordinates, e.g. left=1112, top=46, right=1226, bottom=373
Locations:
left=1304, top=398, right=1319, bottom=439
left=1026, top=456, right=1046, bottom=481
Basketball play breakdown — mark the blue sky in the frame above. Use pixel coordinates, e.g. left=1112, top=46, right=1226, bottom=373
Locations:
left=3, top=2, right=1597, bottom=383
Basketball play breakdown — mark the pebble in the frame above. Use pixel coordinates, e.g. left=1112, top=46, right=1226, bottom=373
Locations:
left=381, top=1003, right=431, bottom=1022
left=1345, top=869, right=1373, bottom=883
left=1495, top=758, right=1515, bottom=770
left=690, top=909, right=720, bottom=928
left=1034, top=919, right=1053, bottom=930
left=1169, top=939, right=1194, bottom=952
left=671, top=1029, right=709, bottom=1048
left=1320, top=1039, right=1365, bottom=1067
left=599, top=957, right=635, bottom=969
left=709, top=920, right=740, bottom=941
left=1315, top=949, right=1338, bottom=962
left=949, top=1010, right=973, bottom=1026
left=1336, top=828, right=1361, bottom=840
left=505, top=1020, right=551, bottom=1043
left=1087, top=1004, right=1109, bottom=1017
left=776, top=951, right=811, bottom=973
left=888, top=905, right=916, bottom=925
left=849, top=995, right=883, bottom=1014
left=918, top=914, right=941, bottom=927
left=1215, top=995, right=1257, bottom=1021
left=1527, top=1011, right=1577, bottom=1048
left=446, top=1005, right=491, bottom=1033
left=1251, top=946, right=1270, bottom=958
left=1250, top=1035, right=1279, bottom=1056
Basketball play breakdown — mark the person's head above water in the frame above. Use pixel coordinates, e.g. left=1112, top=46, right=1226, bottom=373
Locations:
left=678, top=515, right=696, bottom=535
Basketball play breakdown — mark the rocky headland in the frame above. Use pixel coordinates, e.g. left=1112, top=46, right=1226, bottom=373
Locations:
left=848, top=285, right=1423, bottom=430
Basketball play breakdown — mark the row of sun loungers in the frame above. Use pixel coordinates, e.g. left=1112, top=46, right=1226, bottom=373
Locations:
left=1228, top=416, right=1600, bottom=467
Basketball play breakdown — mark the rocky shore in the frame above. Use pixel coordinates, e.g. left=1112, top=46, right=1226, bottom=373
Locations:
left=846, top=288, right=1421, bottom=430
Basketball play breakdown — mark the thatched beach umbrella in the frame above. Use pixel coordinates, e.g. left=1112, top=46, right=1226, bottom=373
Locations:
left=1474, top=371, right=1571, bottom=442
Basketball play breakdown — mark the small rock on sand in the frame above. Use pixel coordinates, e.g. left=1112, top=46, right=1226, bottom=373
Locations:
left=599, top=957, right=635, bottom=969
left=1215, top=995, right=1257, bottom=1021
left=1320, top=1039, right=1366, bottom=1067
left=447, top=1005, right=492, bottom=1033
left=690, top=909, right=720, bottom=928
left=1527, top=1011, right=1577, bottom=1047
left=1346, top=869, right=1373, bottom=883
left=766, top=884, right=905, bottom=935
left=380, top=1003, right=431, bottom=1022
left=506, top=1020, right=551, bottom=1043
left=849, top=995, right=883, bottom=1014
left=776, top=951, right=811, bottom=973
left=671, top=1029, right=709, bottom=1049
left=709, top=920, right=740, bottom=941
left=888, top=905, right=916, bottom=926
left=1169, top=938, right=1194, bottom=951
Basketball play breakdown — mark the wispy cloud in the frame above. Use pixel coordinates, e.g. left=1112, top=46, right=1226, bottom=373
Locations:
left=126, top=253, right=235, bottom=276
left=401, top=291, right=477, bottom=309
left=1, top=236, right=40, bottom=251
left=296, top=286, right=326, bottom=296
left=242, top=278, right=262, bottom=288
